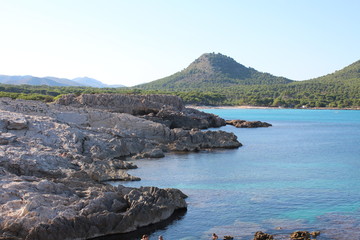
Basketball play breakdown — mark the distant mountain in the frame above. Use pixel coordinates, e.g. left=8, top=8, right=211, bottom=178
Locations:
left=0, top=75, right=72, bottom=87
left=45, top=77, right=84, bottom=87
left=72, top=77, right=110, bottom=88
left=0, top=75, right=126, bottom=88
left=136, top=53, right=293, bottom=90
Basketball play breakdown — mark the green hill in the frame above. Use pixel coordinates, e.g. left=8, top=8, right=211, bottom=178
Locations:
left=136, top=53, right=293, bottom=90
left=222, top=59, right=360, bottom=108
left=307, top=60, right=360, bottom=84
left=134, top=53, right=360, bottom=108
left=1, top=54, right=359, bottom=108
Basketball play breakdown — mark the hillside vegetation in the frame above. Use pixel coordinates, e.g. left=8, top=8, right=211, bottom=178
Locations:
left=135, top=53, right=360, bottom=108
left=1, top=53, right=360, bottom=108
left=137, top=53, right=292, bottom=89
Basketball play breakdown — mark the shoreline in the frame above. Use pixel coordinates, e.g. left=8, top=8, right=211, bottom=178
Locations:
left=186, top=105, right=360, bottom=110
left=0, top=95, right=241, bottom=240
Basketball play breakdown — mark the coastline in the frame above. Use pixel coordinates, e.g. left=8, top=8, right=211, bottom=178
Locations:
left=0, top=95, right=241, bottom=240
left=187, top=105, right=360, bottom=110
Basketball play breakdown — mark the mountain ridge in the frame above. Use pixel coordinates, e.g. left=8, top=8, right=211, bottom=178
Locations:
left=0, top=75, right=125, bottom=88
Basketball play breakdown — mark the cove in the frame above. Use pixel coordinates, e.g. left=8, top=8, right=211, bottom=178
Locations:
left=115, top=109, right=360, bottom=240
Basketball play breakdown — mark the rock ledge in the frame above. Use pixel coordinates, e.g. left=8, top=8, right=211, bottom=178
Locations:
left=0, top=95, right=242, bottom=240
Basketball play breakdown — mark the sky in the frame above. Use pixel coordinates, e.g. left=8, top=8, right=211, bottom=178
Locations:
left=0, top=0, right=359, bottom=87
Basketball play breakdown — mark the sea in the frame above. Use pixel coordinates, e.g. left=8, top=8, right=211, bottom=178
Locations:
left=109, top=109, right=360, bottom=240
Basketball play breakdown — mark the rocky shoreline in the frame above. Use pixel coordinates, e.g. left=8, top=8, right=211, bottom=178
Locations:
left=226, top=119, right=272, bottom=128
left=0, top=94, right=241, bottom=240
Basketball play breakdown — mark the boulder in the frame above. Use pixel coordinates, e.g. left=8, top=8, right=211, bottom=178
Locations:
left=310, top=231, right=320, bottom=237
left=224, top=236, right=234, bottom=240
left=169, top=128, right=242, bottom=151
left=253, top=231, right=274, bottom=240
left=290, top=231, right=311, bottom=240
left=0, top=133, right=17, bottom=145
left=6, top=116, right=28, bottom=130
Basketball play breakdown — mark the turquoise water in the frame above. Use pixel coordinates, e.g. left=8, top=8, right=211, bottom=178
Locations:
left=116, top=109, right=360, bottom=240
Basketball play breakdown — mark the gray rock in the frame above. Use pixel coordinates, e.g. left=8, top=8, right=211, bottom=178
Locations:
left=169, top=128, right=242, bottom=151
left=56, top=93, right=225, bottom=129
left=55, top=93, right=184, bottom=114
left=226, top=119, right=272, bottom=128
left=0, top=167, right=187, bottom=240
left=6, top=116, right=28, bottom=130
left=132, top=148, right=165, bottom=159
left=144, top=107, right=226, bottom=129
left=0, top=133, right=17, bottom=145
left=0, top=95, right=242, bottom=240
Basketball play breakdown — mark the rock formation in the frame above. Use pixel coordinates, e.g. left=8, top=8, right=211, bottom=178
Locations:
left=57, top=94, right=226, bottom=129
left=0, top=170, right=187, bottom=240
left=223, top=235, right=234, bottom=240
left=55, top=93, right=185, bottom=115
left=226, top=120, right=272, bottom=128
left=253, top=231, right=274, bottom=240
left=310, top=231, right=320, bottom=237
left=0, top=94, right=241, bottom=240
left=290, top=231, right=311, bottom=240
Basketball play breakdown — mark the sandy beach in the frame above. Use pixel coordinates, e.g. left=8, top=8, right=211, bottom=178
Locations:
left=186, top=105, right=360, bottom=110
left=186, top=105, right=279, bottom=110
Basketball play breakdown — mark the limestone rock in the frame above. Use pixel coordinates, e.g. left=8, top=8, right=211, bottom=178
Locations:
left=6, top=116, right=28, bottom=130
left=144, top=107, right=226, bottom=129
left=0, top=133, right=17, bottom=145
left=0, top=96, right=243, bottom=240
left=132, top=148, right=165, bottom=159
left=55, top=93, right=184, bottom=114
left=0, top=168, right=187, bottom=240
left=85, top=160, right=141, bottom=182
left=310, top=231, right=320, bottom=237
left=226, top=119, right=272, bottom=128
left=224, top=235, right=234, bottom=240
left=253, top=231, right=274, bottom=240
left=169, top=128, right=241, bottom=151
left=290, top=231, right=311, bottom=240
left=56, top=93, right=225, bottom=130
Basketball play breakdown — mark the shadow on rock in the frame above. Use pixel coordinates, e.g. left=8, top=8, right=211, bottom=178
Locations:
left=89, top=208, right=187, bottom=240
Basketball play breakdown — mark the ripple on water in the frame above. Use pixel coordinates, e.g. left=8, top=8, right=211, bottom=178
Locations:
left=118, top=109, right=360, bottom=240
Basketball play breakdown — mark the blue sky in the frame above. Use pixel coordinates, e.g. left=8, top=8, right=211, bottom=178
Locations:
left=0, top=0, right=359, bottom=86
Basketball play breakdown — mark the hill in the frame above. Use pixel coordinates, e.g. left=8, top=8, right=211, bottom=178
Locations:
left=136, top=53, right=293, bottom=90
left=307, top=59, right=360, bottom=84
left=0, top=54, right=359, bottom=108
left=214, top=58, right=360, bottom=108
left=133, top=53, right=360, bottom=108
left=0, top=75, right=125, bottom=88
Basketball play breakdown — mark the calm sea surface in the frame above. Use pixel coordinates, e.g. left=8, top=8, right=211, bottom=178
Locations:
left=113, top=109, right=360, bottom=240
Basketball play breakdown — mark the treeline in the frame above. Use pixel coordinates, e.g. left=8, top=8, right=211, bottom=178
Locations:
left=0, top=84, right=224, bottom=105
left=1, top=80, right=359, bottom=109
left=216, top=81, right=360, bottom=108
left=0, top=84, right=137, bottom=102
